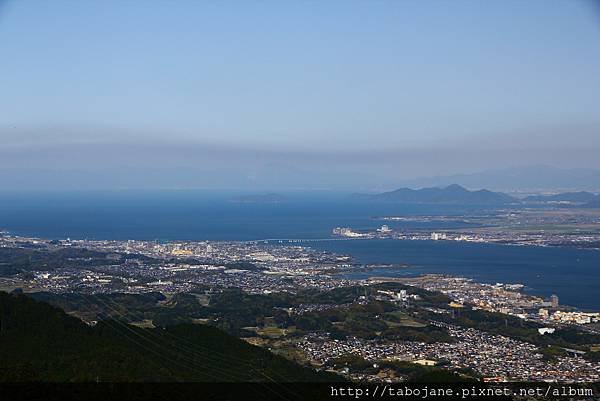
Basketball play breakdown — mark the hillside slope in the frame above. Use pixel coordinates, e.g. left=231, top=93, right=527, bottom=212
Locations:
left=0, top=292, right=337, bottom=383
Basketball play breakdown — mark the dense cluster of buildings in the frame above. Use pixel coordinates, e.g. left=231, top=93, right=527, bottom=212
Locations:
left=374, top=275, right=600, bottom=328
left=0, top=235, right=357, bottom=295
left=549, top=310, right=600, bottom=325
left=297, top=323, right=600, bottom=383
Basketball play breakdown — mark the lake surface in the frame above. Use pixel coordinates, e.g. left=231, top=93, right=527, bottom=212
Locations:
left=306, top=239, right=600, bottom=311
left=0, top=190, right=485, bottom=240
left=0, top=190, right=598, bottom=310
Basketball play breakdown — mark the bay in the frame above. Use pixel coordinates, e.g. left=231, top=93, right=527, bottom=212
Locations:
left=0, top=190, right=598, bottom=310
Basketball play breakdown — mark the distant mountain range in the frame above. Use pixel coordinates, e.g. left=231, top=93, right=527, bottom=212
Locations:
left=393, top=166, right=600, bottom=192
left=523, top=191, right=597, bottom=203
left=352, top=185, right=600, bottom=207
left=352, top=184, right=517, bottom=205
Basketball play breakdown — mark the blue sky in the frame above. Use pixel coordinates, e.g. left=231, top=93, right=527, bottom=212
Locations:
left=0, top=0, right=599, bottom=190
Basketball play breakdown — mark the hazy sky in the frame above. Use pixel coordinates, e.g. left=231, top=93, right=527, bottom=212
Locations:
left=1, top=0, right=599, bottom=190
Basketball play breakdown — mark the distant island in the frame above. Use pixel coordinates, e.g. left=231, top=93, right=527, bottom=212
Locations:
left=351, top=184, right=516, bottom=205
left=229, top=193, right=287, bottom=204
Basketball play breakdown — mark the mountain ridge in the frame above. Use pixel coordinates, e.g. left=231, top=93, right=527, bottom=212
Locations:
left=392, top=166, right=600, bottom=192
left=352, top=184, right=517, bottom=205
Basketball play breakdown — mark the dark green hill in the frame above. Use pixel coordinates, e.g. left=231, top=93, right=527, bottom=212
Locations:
left=0, top=292, right=338, bottom=383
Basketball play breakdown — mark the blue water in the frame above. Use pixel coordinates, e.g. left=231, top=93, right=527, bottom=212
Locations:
left=0, top=190, right=483, bottom=241
left=306, top=239, right=600, bottom=311
left=0, top=190, right=598, bottom=310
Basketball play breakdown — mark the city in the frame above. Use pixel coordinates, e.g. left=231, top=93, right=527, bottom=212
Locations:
left=1, top=232, right=599, bottom=383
